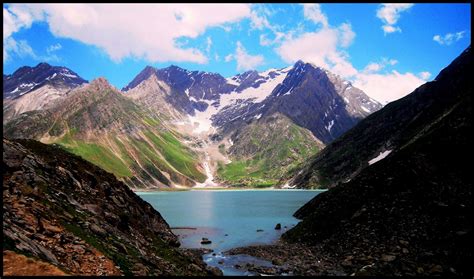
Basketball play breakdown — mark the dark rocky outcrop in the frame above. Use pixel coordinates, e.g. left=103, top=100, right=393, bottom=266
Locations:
left=227, top=46, right=473, bottom=277
left=2, top=138, right=219, bottom=276
left=288, top=46, right=473, bottom=189
left=281, top=46, right=472, bottom=275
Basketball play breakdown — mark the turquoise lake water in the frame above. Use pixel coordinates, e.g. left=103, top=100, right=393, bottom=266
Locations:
left=137, top=189, right=323, bottom=275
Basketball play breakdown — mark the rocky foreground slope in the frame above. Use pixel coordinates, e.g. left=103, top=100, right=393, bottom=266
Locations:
left=227, top=46, right=472, bottom=276
left=2, top=138, right=220, bottom=276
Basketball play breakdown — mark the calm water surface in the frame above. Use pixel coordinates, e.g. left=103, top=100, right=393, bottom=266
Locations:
left=137, top=189, right=323, bottom=275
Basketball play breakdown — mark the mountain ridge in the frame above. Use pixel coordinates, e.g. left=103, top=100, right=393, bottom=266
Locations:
left=4, top=60, right=382, bottom=188
left=285, top=45, right=471, bottom=189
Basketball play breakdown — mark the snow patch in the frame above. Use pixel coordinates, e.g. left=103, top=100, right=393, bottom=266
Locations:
left=325, top=120, right=334, bottom=132
left=260, top=68, right=278, bottom=76
left=61, top=73, right=78, bottom=78
left=219, top=69, right=289, bottom=107
left=361, top=105, right=370, bottom=113
left=281, top=182, right=296, bottom=189
left=254, top=113, right=262, bottom=120
left=226, top=77, right=240, bottom=86
left=368, top=150, right=392, bottom=165
left=194, top=152, right=217, bottom=188
left=45, top=73, right=57, bottom=81
left=20, top=82, right=36, bottom=88
left=10, top=87, right=20, bottom=94
left=344, top=97, right=349, bottom=103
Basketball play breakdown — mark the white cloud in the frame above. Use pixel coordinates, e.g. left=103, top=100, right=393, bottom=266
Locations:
left=249, top=9, right=271, bottom=30
left=259, top=34, right=272, bottom=46
left=4, top=37, right=34, bottom=62
left=224, top=41, right=265, bottom=71
left=276, top=5, right=358, bottom=78
left=259, top=31, right=292, bottom=47
left=46, top=43, right=62, bottom=53
left=382, top=25, right=401, bottom=34
left=3, top=6, right=38, bottom=40
left=3, top=36, right=60, bottom=63
left=205, top=37, right=212, bottom=54
left=302, top=4, right=328, bottom=27
left=5, top=4, right=252, bottom=64
left=338, top=23, right=356, bottom=48
left=364, top=62, right=383, bottom=73
left=276, top=4, right=427, bottom=104
left=355, top=57, right=429, bottom=104
left=363, top=58, right=398, bottom=73
left=376, top=4, right=413, bottom=34
left=276, top=23, right=357, bottom=78
left=418, top=71, right=431, bottom=80
left=224, top=54, right=233, bottom=62
left=433, top=31, right=466, bottom=45
left=3, top=6, right=43, bottom=62
left=353, top=70, right=426, bottom=104
left=234, top=41, right=264, bottom=71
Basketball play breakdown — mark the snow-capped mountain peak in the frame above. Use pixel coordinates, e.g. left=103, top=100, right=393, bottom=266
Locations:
left=3, top=63, right=87, bottom=100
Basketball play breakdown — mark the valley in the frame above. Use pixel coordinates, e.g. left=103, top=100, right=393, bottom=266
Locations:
left=3, top=46, right=472, bottom=277
left=3, top=3, right=471, bottom=277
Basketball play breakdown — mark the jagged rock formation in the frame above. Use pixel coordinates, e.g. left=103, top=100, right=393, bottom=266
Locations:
left=3, top=138, right=220, bottom=276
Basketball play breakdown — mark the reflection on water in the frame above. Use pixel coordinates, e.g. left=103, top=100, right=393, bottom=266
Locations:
left=137, top=189, right=323, bottom=275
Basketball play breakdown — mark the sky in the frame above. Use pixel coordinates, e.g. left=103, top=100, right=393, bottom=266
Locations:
left=3, top=3, right=471, bottom=104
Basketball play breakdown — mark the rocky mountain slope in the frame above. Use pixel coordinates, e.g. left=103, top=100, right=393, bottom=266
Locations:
left=286, top=46, right=472, bottom=275
left=214, top=61, right=381, bottom=144
left=3, top=63, right=87, bottom=122
left=286, top=47, right=471, bottom=189
left=212, top=62, right=380, bottom=186
left=216, top=113, right=324, bottom=187
left=122, top=62, right=380, bottom=187
left=4, top=60, right=380, bottom=188
left=3, top=138, right=219, bottom=275
left=225, top=45, right=472, bottom=277
left=4, top=78, right=207, bottom=189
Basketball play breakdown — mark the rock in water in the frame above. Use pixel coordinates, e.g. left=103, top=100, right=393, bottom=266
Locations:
left=201, top=238, right=212, bottom=245
left=275, top=223, right=281, bottom=230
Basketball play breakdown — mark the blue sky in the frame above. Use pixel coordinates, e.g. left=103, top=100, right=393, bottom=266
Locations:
left=3, top=3, right=471, bottom=103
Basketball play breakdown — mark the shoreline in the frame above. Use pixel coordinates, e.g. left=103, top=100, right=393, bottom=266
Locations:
left=132, top=187, right=328, bottom=193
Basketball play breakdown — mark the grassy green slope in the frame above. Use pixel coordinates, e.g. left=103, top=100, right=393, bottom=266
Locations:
left=3, top=79, right=206, bottom=188
left=217, top=113, right=323, bottom=187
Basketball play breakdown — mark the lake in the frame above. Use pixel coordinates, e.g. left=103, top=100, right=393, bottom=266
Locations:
left=137, top=189, right=323, bottom=275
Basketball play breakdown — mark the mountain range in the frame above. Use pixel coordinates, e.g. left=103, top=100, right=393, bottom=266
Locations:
left=3, top=60, right=381, bottom=189
left=3, top=39, right=470, bottom=276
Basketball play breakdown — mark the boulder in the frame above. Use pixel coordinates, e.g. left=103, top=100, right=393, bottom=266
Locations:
left=201, top=238, right=212, bottom=245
